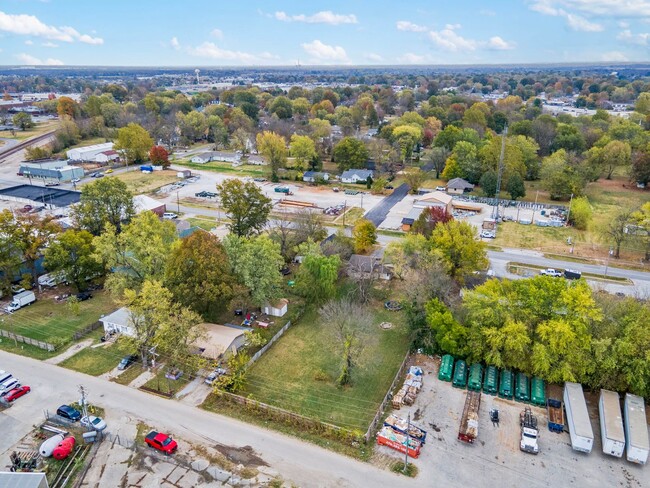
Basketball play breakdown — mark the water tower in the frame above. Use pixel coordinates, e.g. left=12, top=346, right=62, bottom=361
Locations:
left=195, top=68, right=200, bottom=84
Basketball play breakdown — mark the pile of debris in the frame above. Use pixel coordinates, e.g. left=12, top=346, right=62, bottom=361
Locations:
left=392, top=366, right=423, bottom=409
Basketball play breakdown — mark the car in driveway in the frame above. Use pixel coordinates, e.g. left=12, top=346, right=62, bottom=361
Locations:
left=4, top=385, right=30, bottom=402
left=81, top=415, right=107, bottom=431
left=162, top=212, right=178, bottom=220
left=204, top=368, right=227, bottom=386
left=56, top=405, right=81, bottom=422
left=117, top=354, right=138, bottom=371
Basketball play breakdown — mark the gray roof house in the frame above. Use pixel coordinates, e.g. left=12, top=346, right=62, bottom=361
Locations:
left=447, top=177, right=475, bottom=194
left=100, top=307, right=135, bottom=337
left=348, top=254, right=392, bottom=281
left=190, top=151, right=240, bottom=164
left=303, top=171, right=330, bottom=182
left=340, top=169, right=373, bottom=184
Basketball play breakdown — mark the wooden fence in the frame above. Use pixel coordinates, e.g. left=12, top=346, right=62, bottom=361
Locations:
left=364, top=351, right=411, bottom=442
left=246, top=320, right=291, bottom=368
left=217, top=390, right=361, bottom=443
left=72, top=321, right=102, bottom=341
left=0, top=328, right=55, bottom=352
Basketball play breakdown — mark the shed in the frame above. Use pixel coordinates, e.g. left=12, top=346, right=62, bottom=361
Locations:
left=446, top=177, right=475, bottom=195
left=192, top=323, right=250, bottom=359
left=262, top=298, right=288, bottom=317
left=499, top=369, right=513, bottom=399
left=401, top=206, right=424, bottom=232
left=468, top=363, right=483, bottom=391
left=515, top=372, right=530, bottom=403
left=177, top=170, right=192, bottom=179
left=0, top=472, right=49, bottom=488
left=483, top=365, right=498, bottom=395
left=452, top=359, right=468, bottom=388
left=531, top=377, right=546, bottom=407
left=438, top=354, right=454, bottom=382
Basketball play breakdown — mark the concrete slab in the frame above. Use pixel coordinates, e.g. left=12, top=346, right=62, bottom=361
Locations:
left=191, top=458, right=210, bottom=471
left=207, top=466, right=232, bottom=482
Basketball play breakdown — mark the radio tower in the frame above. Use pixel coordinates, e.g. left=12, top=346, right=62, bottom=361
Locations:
left=493, top=125, right=508, bottom=222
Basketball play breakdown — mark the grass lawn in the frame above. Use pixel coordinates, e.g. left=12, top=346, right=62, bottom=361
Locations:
left=112, top=170, right=180, bottom=195
left=186, top=216, right=217, bottom=231
left=111, top=363, right=146, bottom=386
left=334, top=206, right=364, bottom=226
left=239, top=304, right=411, bottom=431
left=0, top=120, right=59, bottom=141
left=59, top=339, right=134, bottom=376
left=142, top=367, right=190, bottom=396
left=1, top=290, right=116, bottom=347
left=176, top=160, right=268, bottom=177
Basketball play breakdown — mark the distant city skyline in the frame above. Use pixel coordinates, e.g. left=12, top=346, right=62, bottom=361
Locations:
left=1, top=1, right=649, bottom=66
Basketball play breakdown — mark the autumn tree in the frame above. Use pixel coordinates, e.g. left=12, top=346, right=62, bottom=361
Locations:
left=332, top=137, right=369, bottom=171
left=430, top=220, right=488, bottom=281
left=216, top=179, right=272, bottom=237
left=411, top=207, right=452, bottom=238
left=149, top=145, right=170, bottom=169
left=352, top=219, right=377, bottom=254
left=44, top=229, right=101, bottom=291
left=289, top=134, right=317, bottom=171
left=164, top=231, right=236, bottom=321
left=12, top=112, right=34, bottom=131
left=114, top=123, right=154, bottom=165
left=56, top=96, right=79, bottom=118
left=403, top=168, right=426, bottom=194
left=256, top=131, right=287, bottom=180
left=73, top=177, right=134, bottom=235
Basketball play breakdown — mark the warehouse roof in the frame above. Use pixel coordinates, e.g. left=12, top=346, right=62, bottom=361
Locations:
left=0, top=184, right=81, bottom=207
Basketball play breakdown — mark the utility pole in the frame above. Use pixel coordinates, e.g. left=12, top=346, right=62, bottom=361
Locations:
left=566, top=193, right=574, bottom=226
left=404, top=412, right=411, bottom=473
left=531, top=191, right=539, bottom=224
left=493, top=125, right=508, bottom=222
left=176, top=191, right=180, bottom=213
left=79, top=385, right=90, bottom=430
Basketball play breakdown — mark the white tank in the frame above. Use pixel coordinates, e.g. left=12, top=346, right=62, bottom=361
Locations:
left=39, top=433, right=64, bottom=457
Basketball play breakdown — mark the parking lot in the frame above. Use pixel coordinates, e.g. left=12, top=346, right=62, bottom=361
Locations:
left=375, top=355, right=648, bottom=488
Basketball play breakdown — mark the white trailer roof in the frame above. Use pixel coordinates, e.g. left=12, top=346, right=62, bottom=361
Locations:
left=625, top=393, right=650, bottom=450
left=600, top=390, right=625, bottom=442
left=565, top=382, right=594, bottom=439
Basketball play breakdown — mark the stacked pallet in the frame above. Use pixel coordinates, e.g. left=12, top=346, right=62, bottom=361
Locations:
left=392, top=366, right=424, bottom=409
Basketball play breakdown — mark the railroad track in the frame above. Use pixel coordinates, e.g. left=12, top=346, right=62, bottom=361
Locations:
left=0, top=130, right=57, bottom=161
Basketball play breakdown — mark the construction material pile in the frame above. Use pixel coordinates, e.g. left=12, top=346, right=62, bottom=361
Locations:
left=392, top=366, right=423, bottom=409
left=384, top=414, right=428, bottom=443
left=376, top=425, right=422, bottom=458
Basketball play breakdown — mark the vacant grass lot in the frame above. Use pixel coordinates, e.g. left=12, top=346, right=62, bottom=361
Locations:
left=240, top=305, right=411, bottom=431
left=176, top=160, right=268, bottom=177
left=60, top=339, right=133, bottom=376
left=112, top=170, right=180, bottom=194
left=142, top=367, right=190, bottom=396
left=0, top=120, right=59, bottom=141
left=1, top=291, right=116, bottom=347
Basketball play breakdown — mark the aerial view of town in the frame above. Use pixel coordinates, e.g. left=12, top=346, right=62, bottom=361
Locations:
left=0, top=1, right=649, bottom=487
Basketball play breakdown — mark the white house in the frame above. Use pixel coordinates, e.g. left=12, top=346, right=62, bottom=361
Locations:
left=262, top=298, right=289, bottom=317
left=100, top=307, right=134, bottom=337
left=94, top=150, right=120, bottom=164
left=190, top=151, right=240, bottom=164
left=192, top=323, right=250, bottom=359
left=246, top=155, right=268, bottom=166
left=133, top=194, right=166, bottom=216
left=340, top=169, right=373, bottom=184
left=303, top=171, right=330, bottom=183
left=67, top=142, right=114, bottom=162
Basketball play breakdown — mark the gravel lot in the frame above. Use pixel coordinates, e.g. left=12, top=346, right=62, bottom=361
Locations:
left=375, top=355, right=648, bottom=488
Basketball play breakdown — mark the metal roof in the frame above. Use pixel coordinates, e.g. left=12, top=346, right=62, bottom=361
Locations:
left=564, top=382, right=594, bottom=439
left=625, top=393, right=650, bottom=450
left=600, top=389, right=625, bottom=442
left=0, top=184, right=81, bottom=207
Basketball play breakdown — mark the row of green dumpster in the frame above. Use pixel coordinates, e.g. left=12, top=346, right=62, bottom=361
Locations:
left=438, top=355, right=546, bottom=406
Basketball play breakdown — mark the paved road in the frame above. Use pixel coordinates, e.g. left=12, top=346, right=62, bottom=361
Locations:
left=363, top=183, right=409, bottom=227
left=1, top=351, right=412, bottom=488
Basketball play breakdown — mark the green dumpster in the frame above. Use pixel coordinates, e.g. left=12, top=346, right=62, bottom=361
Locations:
left=499, top=369, right=513, bottom=399
left=452, top=359, right=467, bottom=388
left=530, top=377, right=546, bottom=406
left=483, top=365, right=498, bottom=395
left=438, top=354, right=454, bottom=382
left=515, top=372, right=530, bottom=403
left=468, top=363, right=483, bottom=391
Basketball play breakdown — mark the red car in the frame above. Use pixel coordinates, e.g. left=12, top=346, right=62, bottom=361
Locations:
left=145, top=431, right=178, bottom=454
left=5, top=385, right=30, bottom=402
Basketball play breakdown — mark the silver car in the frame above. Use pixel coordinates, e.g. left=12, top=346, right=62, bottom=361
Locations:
left=81, top=415, right=107, bottom=431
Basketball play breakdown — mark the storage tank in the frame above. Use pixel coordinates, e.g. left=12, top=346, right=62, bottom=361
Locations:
left=39, top=434, right=65, bottom=458
left=563, top=382, right=594, bottom=453
left=452, top=360, right=467, bottom=389
left=467, top=363, right=483, bottom=391
left=598, top=389, right=625, bottom=458
left=623, top=393, right=649, bottom=464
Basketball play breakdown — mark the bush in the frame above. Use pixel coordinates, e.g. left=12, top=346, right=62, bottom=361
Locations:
left=568, top=196, right=592, bottom=230
left=390, top=461, right=419, bottom=477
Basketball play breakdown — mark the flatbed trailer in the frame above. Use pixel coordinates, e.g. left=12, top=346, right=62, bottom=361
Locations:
left=547, top=398, right=565, bottom=433
left=458, top=390, right=481, bottom=443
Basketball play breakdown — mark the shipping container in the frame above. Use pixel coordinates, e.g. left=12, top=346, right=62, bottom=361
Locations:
left=515, top=372, right=530, bottom=403
left=468, top=363, right=483, bottom=391
left=452, top=359, right=468, bottom=389
left=438, top=354, right=454, bottom=382
left=499, top=369, right=513, bottom=399
left=564, top=382, right=594, bottom=453
left=623, top=393, right=649, bottom=465
left=483, top=365, right=498, bottom=395
left=531, top=377, right=546, bottom=407
left=598, top=390, right=625, bottom=458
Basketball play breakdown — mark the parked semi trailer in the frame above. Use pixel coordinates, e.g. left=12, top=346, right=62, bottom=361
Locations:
left=458, top=390, right=481, bottom=443
left=564, top=382, right=594, bottom=453
left=546, top=398, right=565, bottom=433
left=623, top=393, right=649, bottom=465
left=599, top=389, right=625, bottom=458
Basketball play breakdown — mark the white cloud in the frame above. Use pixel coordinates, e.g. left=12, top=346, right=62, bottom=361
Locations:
left=428, top=24, right=477, bottom=52
left=24, top=40, right=33, bottom=45
left=601, top=50, right=629, bottom=61
left=187, top=42, right=261, bottom=63
left=486, top=36, right=516, bottom=50
left=15, top=53, right=64, bottom=65
left=396, top=20, right=427, bottom=32
left=274, top=11, right=357, bottom=25
left=530, top=1, right=650, bottom=17
left=398, top=53, right=431, bottom=64
left=301, top=40, right=348, bottom=62
left=210, top=29, right=223, bottom=39
left=170, top=36, right=180, bottom=50
left=617, top=29, right=650, bottom=45
left=0, top=10, right=103, bottom=44
left=42, top=41, right=58, bottom=48
left=365, top=53, right=383, bottom=62
left=563, top=12, right=603, bottom=31
left=619, top=21, right=630, bottom=28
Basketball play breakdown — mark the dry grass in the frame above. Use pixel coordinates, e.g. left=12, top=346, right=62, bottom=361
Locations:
left=0, top=120, right=59, bottom=141
left=113, top=170, right=180, bottom=194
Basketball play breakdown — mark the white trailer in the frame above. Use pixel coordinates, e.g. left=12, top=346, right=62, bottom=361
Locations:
left=599, top=389, right=625, bottom=458
left=564, top=382, right=594, bottom=453
left=623, top=393, right=649, bottom=465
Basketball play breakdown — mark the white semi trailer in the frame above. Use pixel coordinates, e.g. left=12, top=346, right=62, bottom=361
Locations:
left=564, top=382, right=594, bottom=453
left=599, top=389, right=625, bottom=458
left=623, top=393, right=649, bottom=465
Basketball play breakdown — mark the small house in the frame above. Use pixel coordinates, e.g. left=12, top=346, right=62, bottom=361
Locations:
left=246, top=155, right=268, bottom=166
left=100, top=307, right=135, bottom=337
left=94, top=150, right=120, bottom=164
left=340, top=169, right=373, bottom=184
left=303, top=171, right=330, bottom=183
left=414, top=191, right=453, bottom=213
left=262, top=298, right=289, bottom=317
left=190, top=151, right=240, bottom=164
left=192, top=323, right=250, bottom=359
left=348, top=254, right=392, bottom=281
left=133, top=195, right=166, bottom=216
left=447, top=177, right=475, bottom=195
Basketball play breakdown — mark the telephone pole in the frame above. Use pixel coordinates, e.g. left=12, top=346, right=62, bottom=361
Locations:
left=79, top=385, right=90, bottom=430
left=404, top=412, right=411, bottom=473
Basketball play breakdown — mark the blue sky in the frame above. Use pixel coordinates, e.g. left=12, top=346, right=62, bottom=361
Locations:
left=1, top=0, right=650, bottom=66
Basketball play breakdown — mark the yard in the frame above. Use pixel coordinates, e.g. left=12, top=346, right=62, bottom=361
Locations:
left=186, top=216, right=217, bottom=231
left=113, top=170, right=180, bottom=195
left=59, top=339, right=134, bottom=376
left=237, top=304, right=411, bottom=432
left=0, top=290, right=116, bottom=349
left=176, top=160, right=267, bottom=177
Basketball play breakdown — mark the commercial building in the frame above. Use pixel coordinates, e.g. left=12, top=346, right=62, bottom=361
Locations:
left=19, top=160, right=84, bottom=182
left=0, top=184, right=81, bottom=209
left=67, top=142, right=114, bottom=162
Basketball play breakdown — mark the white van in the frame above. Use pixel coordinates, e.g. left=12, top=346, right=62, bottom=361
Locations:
left=0, top=372, right=12, bottom=384
left=0, top=377, right=19, bottom=394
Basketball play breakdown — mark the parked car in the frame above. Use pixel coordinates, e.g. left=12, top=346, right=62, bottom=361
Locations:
left=540, top=268, right=563, bottom=277
left=253, top=177, right=266, bottom=182
left=145, top=431, right=177, bottom=454
left=480, top=231, right=496, bottom=239
left=204, top=368, right=227, bottom=386
left=0, top=377, right=20, bottom=395
left=56, top=405, right=81, bottom=422
left=436, top=186, right=447, bottom=191
left=104, top=169, right=113, bottom=174
left=4, top=385, right=30, bottom=402
left=71, top=178, right=81, bottom=183
left=11, top=285, right=26, bottom=295
left=75, top=292, right=92, bottom=301
left=162, top=212, right=178, bottom=220
left=44, top=181, right=60, bottom=187
left=94, top=173, right=104, bottom=178
left=80, top=415, right=107, bottom=431
left=117, top=354, right=138, bottom=371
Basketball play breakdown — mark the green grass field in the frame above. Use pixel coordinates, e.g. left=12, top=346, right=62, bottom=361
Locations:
left=186, top=216, right=217, bottom=231
left=176, top=160, right=268, bottom=177
left=113, top=170, right=180, bottom=195
left=59, top=339, right=133, bottom=376
left=111, top=363, right=146, bottom=385
left=240, top=305, right=411, bottom=431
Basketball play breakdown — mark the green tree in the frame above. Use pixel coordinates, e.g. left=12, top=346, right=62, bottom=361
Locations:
left=256, top=131, right=287, bottom=179
left=164, top=231, right=236, bottom=321
left=269, top=96, right=293, bottom=119
left=216, top=351, right=251, bottom=393
left=44, top=229, right=101, bottom=291
left=352, top=219, right=377, bottom=254
left=216, top=179, right=272, bottom=237
left=296, top=251, right=341, bottom=303
left=403, top=168, right=426, bottom=194
left=635, top=92, right=650, bottom=115
left=114, top=123, right=154, bottom=165
left=12, top=112, right=34, bottom=131
left=332, top=137, right=369, bottom=171
left=289, top=134, right=317, bottom=171
left=506, top=173, right=526, bottom=200
left=603, top=208, right=634, bottom=258
left=177, top=110, right=208, bottom=142
left=223, top=235, right=284, bottom=307
left=479, top=170, right=498, bottom=197
left=428, top=146, right=450, bottom=178
left=72, top=177, right=134, bottom=235
left=430, top=220, right=488, bottom=281
left=452, top=141, right=482, bottom=184
left=425, top=298, right=468, bottom=356
left=540, top=149, right=586, bottom=199
left=568, top=196, right=592, bottom=230
left=601, top=140, right=631, bottom=179
left=440, top=155, right=464, bottom=180
left=391, top=125, right=422, bottom=163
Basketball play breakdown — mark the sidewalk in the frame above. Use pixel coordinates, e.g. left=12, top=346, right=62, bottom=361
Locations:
left=44, top=339, right=93, bottom=365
